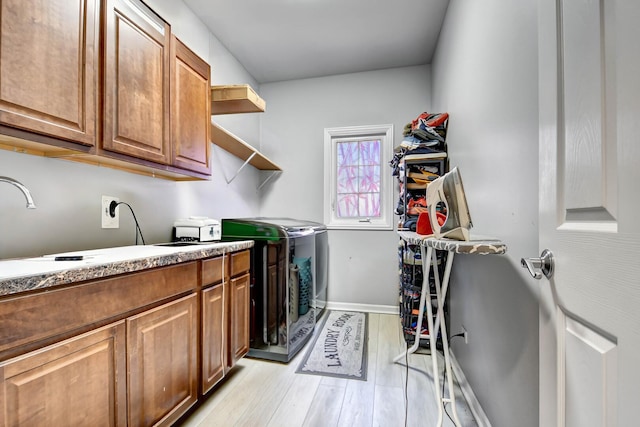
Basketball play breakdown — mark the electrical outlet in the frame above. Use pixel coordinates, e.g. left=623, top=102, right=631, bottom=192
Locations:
left=462, top=325, right=468, bottom=344
left=101, top=195, right=119, bottom=229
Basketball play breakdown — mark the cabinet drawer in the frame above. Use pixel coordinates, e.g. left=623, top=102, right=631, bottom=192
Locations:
left=201, top=256, right=228, bottom=286
left=230, top=250, right=250, bottom=277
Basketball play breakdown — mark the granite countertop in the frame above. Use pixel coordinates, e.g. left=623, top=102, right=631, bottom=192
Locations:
left=0, top=240, right=254, bottom=297
left=397, top=231, right=507, bottom=255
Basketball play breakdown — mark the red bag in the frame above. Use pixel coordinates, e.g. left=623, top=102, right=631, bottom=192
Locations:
left=416, top=210, right=446, bottom=236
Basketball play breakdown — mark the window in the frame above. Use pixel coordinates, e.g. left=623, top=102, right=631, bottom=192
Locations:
left=324, top=124, right=394, bottom=230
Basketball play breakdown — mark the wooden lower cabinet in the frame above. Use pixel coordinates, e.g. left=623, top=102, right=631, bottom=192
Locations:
left=127, top=294, right=198, bottom=427
left=201, top=283, right=225, bottom=394
left=201, top=250, right=250, bottom=393
left=0, top=322, right=127, bottom=426
left=0, top=251, right=251, bottom=425
left=229, top=272, right=250, bottom=366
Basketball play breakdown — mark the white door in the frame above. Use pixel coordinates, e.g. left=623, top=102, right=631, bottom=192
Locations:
left=537, top=0, right=640, bottom=426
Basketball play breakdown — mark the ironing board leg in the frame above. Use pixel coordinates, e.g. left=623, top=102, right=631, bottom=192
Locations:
left=423, top=245, right=443, bottom=426
left=432, top=249, right=462, bottom=427
left=392, top=244, right=462, bottom=427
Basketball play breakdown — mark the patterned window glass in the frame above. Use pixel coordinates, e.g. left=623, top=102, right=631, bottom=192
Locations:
left=336, top=139, right=381, bottom=218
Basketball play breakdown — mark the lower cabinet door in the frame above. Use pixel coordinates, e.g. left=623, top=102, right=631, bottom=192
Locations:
left=201, top=282, right=225, bottom=394
left=0, top=322, right=127, bottom=426
left=127, top=294, right=198, bottom=427
left=229, top=272, right=250, bottom=367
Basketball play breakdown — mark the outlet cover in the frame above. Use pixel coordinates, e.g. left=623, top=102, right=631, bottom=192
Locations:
left=102, top=195, right=119, bottom=228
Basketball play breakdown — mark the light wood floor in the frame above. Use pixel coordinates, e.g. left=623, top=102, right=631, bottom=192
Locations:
left=178, top=313, right=478, bottom=427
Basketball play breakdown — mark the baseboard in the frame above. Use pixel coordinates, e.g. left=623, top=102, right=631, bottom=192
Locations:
left=449, top=351, right=492, bottom=427
left=325, top=301, right=399, bottom=315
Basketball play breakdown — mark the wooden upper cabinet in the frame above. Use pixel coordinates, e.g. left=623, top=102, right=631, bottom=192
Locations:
left=171, top=36, right=211, bottom=175
left=103, top=0, right=171, bottom=164
left=0, top=0, right=99, bottom=146
left=0, top=0, right=212, bottom=179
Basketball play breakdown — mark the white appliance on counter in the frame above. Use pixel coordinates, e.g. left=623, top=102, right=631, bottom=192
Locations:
left=173, top=217, right=221, bottom=242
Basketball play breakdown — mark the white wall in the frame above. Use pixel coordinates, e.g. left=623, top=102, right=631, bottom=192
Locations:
left=431, top=1, right=540, bottom=426
left=258, top=66, right=431, bottom=308
left=0, top=0, right=261, bottom=259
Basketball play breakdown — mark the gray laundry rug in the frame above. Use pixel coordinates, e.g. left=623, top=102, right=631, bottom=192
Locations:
left=296, top=310, right=368, bottom=381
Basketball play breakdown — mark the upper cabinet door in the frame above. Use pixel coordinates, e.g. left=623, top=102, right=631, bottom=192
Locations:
left=0, top=0, right=99, bottom=146
left=171, top=36, right=211, bottom=175
left=103, top=0, right=171, bottom=164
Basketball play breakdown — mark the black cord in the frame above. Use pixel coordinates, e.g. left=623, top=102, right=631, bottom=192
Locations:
left=442, top=333, right=465, bottom=424
left=404, top=338, right=410, bottom=427
left=111, top=201, right=146, bottom=245
left=402, top=331, right=467, bottom=426
left=442, top=350, right=450, bottom=421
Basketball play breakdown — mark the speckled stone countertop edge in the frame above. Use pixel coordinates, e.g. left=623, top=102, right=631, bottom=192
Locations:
left=0, top=240, right=254, bottom=298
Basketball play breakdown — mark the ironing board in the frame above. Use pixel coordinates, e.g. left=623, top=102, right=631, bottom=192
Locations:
left=395, top=231, right=507, bottom=427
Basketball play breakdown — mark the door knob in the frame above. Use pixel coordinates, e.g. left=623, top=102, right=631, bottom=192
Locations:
left=521, top=249, right=554, bottom=280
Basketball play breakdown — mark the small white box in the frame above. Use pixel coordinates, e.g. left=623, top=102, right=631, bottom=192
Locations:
left=173, top=217, right=221, bottom=242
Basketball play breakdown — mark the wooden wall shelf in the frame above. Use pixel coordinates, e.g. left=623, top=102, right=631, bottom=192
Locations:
left=211, top=85, right=265, bottom=115
left=210, top=84, right=281, bottom=188
left=210, top=123, right=280, bottom=171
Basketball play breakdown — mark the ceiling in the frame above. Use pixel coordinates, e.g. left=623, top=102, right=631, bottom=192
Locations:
left=183, top=0, right=450, bottom=84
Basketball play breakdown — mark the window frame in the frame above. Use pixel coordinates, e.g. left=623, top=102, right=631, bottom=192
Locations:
left=323, top=124, right=394, bottom=230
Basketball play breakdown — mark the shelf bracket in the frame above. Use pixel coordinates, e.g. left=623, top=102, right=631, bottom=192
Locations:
left=214, top=150, right=257, bottom=184
left=212, top=142, right=281, bottom=189
left=223, top=151, right=257, bottom=184
left=257, top=170, right=281, bottom=191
